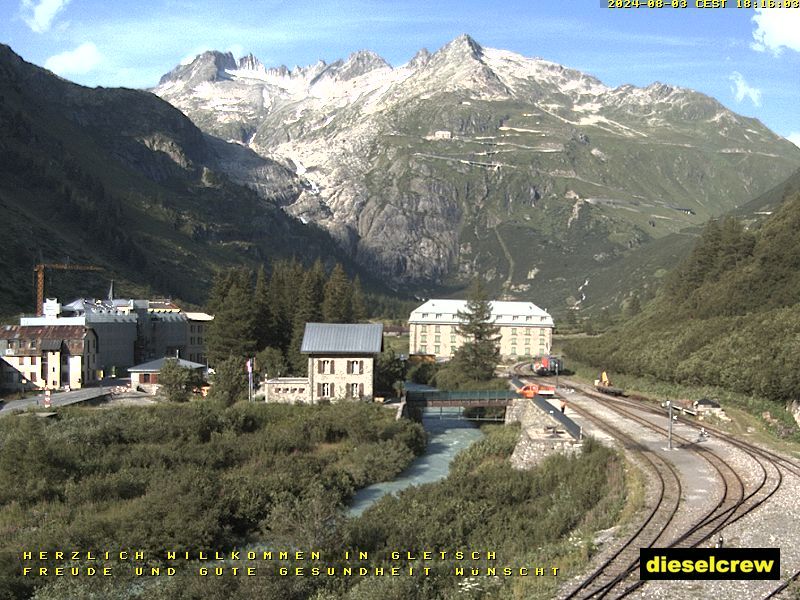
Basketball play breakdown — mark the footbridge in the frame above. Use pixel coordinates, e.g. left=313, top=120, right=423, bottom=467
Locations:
left=406, top=388, right=582, bottom=439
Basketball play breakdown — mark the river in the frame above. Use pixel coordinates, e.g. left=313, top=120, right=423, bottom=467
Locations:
left=347, top=407, right=485, bottom=517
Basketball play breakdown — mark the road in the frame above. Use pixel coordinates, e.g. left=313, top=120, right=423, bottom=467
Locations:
left=0, top=387, right=111, bottom=417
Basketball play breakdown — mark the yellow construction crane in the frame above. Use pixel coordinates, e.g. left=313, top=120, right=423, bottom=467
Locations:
left=33, top=263, right=104, bottom=315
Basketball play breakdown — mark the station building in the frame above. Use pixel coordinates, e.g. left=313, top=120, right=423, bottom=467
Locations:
left=408, top=299, right=554, bottom=360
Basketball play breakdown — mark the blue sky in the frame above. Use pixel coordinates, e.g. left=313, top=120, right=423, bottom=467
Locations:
left=2, top=0, right=799, bottom=144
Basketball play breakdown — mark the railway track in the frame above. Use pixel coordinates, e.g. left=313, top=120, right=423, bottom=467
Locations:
left=509, top=364, right=794, bottom=599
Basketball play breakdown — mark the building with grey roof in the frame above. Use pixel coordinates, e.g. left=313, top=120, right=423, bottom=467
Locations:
left=264, top=323, right=383, bottom=404
left=19, top=297, right=213, bottom=375
left=408, top=299, right=554, bottom=360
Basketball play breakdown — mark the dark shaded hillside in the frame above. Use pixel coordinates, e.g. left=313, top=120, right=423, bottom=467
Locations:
left=565, top=174, right=800, bottom=404
left=0, top=44, right=356, bottom=317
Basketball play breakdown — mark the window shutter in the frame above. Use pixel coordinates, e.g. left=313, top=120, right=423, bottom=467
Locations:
left=317, top=383, right=322, bottom=397
left=359, top=383, right=364, bottom=397
left=317, top=360, right=322, bottom=374
left=330, top=383, right=335, bottom=397
left=359, top=360, right=364, bottom=374
left=330, top=361, right=335, bottom=375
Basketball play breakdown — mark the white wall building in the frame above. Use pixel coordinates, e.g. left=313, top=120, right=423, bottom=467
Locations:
left=408, top=299, right=554, bottom=360
left=262, top=323, right=383, bottom=404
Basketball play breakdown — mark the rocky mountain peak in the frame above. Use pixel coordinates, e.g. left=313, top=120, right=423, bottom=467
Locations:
left=407, top=48, right=431, bottom=70
left=437, top=34, right=485, bottom=61
left=157, top=50, right=236, bottom=87
left=237, top=53, right=264, bottom=72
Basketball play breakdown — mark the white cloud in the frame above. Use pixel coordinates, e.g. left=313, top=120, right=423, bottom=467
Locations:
left=751, top=7, right=800, bottom=54
left=20, top=0, right=71, bottom=33
left=44, top=42, right=102, bottom=76
left=729, top=71, right=762, bottom=107
left=787, top=133, right=800, bottom=148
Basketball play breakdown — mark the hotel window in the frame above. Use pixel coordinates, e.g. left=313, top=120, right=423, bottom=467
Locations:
left=513, top=315, right=519, bottom=321
left=434, top=345, right=440, bottom=354
left=511, top=347, right=517, bottom=355
left=435, top=325, right=441, bottom=332
left=321, top=382, right=331, bottom=397
left=420, top=345, right=427, bottom=354
left=421, top=324, right=428, bottom=332
left=421, top=335, right=427, bottom=343
left=526, top=316, right=532, bottom=321
left=422, top=313, right=428, bottom=318
left=541, top=317, right=547, bottom=322
left=450, top=346, right=456, bottom=354
left=349, top=383, right=359, bottom=398
left=450, top=335, right=456, bottom=343
left=525, top=328, right=531, bottom=336
left=435, top=314, right=442, bottom=319
left=435, top=335, right=440, bottom=343
left=511, top=328, right=517, bottom=335
left=319, top=360, right=334, bottom=374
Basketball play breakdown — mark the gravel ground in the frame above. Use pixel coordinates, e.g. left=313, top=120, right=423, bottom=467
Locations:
left=550, top=387, right=799, bottom=600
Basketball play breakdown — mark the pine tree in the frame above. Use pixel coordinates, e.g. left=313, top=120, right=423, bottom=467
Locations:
left=254, top=265, right=272, bottom=350
left=351, top=275, right=368, bottom=322
left=267, top=259, right=304, bottom=352
left=287, top=261, right=327, bottom=373
left=322, top=263, right=353, bottom=323
left=205, top=267, right=257, bottom=365
left=450, top=279, right=500, bottom=381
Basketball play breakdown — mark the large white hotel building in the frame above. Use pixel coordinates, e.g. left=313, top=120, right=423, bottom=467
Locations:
left=408, top=299, right=554, bottom=360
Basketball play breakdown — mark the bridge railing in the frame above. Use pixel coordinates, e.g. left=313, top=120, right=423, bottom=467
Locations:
left=406, top=389, right=519, bottom=403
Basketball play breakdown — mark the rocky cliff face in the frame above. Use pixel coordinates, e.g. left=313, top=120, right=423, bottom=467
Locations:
left=0, top=43, right=355, bottom=312
left=153, top=35, right=800, bottom=308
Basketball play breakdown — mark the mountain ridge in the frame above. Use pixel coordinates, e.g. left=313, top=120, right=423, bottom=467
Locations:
left=153, top=35, right=800, bottom=311
left=0, top=43, right=366, bottom=316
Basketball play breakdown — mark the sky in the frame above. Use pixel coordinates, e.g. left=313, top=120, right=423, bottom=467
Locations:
left=2, top=0, right=799, bottom=145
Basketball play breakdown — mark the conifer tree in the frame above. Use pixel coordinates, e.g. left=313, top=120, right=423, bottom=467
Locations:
left=287, top=260, right=327, bottom=373
left=206, top=267, right=257, bottom=365
left=351, top=275, right=368, bottom=322
left=268, top=260, right=303, bottom=352
left=450, top=278, right=500, bottom=381
left=322, top=263, right=353, bottom=323
left=254, top=265, right=272, bottom=350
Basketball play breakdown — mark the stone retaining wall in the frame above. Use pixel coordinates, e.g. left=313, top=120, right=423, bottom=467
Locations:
left=506, top=399, right=581, bottom=470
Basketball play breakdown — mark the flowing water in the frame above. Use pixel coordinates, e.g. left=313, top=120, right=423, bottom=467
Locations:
left=347, top=407, right=485, bottom=517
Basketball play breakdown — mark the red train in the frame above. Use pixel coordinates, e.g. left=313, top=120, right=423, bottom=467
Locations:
left=532, top=355, right=563, bottom=376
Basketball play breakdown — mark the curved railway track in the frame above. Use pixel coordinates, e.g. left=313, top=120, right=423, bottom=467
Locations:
left=509, top=364, right=795, bottom=599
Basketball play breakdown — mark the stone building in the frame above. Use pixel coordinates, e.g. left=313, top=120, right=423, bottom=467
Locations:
left=408, top=299, right=554, bottom=360
left=262, top=323, right=383, bottom=404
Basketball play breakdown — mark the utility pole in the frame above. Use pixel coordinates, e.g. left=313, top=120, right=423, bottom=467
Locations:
left=667, top=399, right=673, bottom=450
left=555, top=360, right=560, bottom=390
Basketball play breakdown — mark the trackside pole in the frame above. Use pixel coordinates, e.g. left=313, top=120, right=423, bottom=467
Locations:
left=667, top=400, right=673, bottom=450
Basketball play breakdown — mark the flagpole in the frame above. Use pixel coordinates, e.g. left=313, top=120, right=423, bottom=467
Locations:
left=247, top=357, right=253, bottom=403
